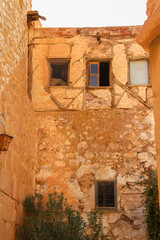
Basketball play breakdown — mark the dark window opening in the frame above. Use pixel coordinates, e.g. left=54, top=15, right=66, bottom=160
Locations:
left=100, top=62, right=109, bottom=86
left=95, top=180, right=117, bottom=209
left=89, top=61, right=110, bottom=87
left=50, top=61, right=69, bottom=86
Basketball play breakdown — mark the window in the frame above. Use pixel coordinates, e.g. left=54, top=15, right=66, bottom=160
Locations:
left=95, top=180, right=117, bottom=209
left=129, top=59, right=149, bottom=85
left=89, top=61, right=110, bottom=87
left=50, top=60, right=69, bottom=86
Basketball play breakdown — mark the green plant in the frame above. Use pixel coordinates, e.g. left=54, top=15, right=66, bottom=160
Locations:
left=16, top=191, right=104, bottom=240
left=140, top=169, right=160, bottom=240
left=87, top=210, right=104, bottom=240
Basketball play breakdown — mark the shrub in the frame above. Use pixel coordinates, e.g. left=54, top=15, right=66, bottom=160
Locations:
left=16, top=191, right=104, bottom=240
left=87, top=210, right=104, bottom=240
left=140, top=169, right=160, bottom=240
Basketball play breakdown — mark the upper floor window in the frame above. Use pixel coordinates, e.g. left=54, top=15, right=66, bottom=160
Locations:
left=50, top=60, right=69, bottom=86
left=95, top=180, right=117, bottom=209
left=89, top=61, right=110, bottom=87
left=129, top=59, right=149, bottom=85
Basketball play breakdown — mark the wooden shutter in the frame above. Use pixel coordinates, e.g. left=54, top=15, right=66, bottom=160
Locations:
left=89, top=62, right=99, bottom=86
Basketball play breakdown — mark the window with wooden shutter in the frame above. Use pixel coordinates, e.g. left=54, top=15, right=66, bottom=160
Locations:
left=89, top=61, right=110, bottom=87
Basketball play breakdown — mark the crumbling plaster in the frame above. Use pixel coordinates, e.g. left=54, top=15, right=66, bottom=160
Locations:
left=36, top=109, right=156, bottom=239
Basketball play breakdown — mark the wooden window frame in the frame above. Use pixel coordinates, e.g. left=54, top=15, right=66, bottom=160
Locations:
left=95, top=180, right=117, bottom=210
left=88, top=60, right=111, bottom=88
left=89, top=62, right=100, bottom=86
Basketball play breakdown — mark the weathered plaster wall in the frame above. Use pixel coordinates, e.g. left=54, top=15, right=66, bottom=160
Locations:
left=148, top=35, right=160, bottom=205
left=30, top=26, right=152, bottom=111
left=30, top=26, right=156, bottom=239
left=0, top=1, right=37, bottom=239
left=137, top=0, right=160, bottom=204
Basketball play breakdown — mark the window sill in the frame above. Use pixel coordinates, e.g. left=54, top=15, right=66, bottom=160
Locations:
left=49, top=85, right=69, bottom=88
left=128, top=84, right=152, bottom=87
left=87, top=86, right=112, bottom=89
left=96, top=207, right=118, bottom=212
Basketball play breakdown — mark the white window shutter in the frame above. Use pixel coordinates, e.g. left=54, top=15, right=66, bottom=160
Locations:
left=130, top=60, right=149, bottom=85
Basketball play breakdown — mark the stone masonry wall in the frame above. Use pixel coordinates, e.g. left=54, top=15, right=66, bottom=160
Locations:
left=36, top=109, right=155, bottom=240
left=0, top=1, right=37, bottom=240
left=30, top=26, right=156, bottom=239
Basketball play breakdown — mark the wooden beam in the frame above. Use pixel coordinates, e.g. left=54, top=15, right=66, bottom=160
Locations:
left=27, top=11, right=46, bottom=22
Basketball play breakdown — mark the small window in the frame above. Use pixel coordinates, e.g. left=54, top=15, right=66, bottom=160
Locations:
left=129, top=59, right=149, bottom=85
left=95, top=180, right=117, bottom=209
left=50, top=61, right=69, bottom=86
left=89, top=61, right=110, bottom=87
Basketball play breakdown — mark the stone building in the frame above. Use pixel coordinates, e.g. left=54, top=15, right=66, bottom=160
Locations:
left=0, top=1, right=37, bottom=239
left=137, top=0, right=160, bottom=204
left=30, top=26, right=156, bottom=239
left=0, top=0, right=157, bottom=239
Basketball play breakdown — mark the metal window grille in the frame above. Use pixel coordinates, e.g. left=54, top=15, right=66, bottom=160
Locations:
left=95, top=180, right=117, bottom=209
